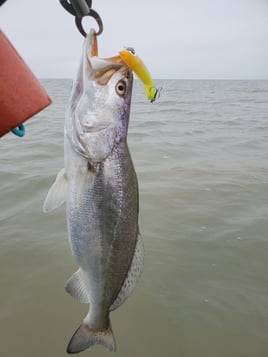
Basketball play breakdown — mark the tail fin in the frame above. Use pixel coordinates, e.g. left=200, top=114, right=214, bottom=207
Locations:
left=67, top=321, right=116, bottom=354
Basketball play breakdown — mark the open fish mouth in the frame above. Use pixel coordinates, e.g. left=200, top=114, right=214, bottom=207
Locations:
left=85, top=30, right=125, bottom=85
left=85, top=29, right=159, bottom=102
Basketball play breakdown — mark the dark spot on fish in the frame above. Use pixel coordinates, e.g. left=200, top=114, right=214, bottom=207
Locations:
left=87, top=161, right=96, bottom=173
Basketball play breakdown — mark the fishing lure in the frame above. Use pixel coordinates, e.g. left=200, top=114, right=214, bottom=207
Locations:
left=119, top=48, right=159, bottom=102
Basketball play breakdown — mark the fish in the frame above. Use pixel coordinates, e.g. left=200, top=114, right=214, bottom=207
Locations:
left=43, top=29, right=144, bottom=353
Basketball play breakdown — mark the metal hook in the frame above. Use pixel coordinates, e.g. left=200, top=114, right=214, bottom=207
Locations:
left=75, top=9, right=103, bottom=37
left=60, top=0, right=103, bottom=37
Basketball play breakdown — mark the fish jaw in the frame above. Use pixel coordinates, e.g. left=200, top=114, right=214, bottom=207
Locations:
left=65, top=30, right=133, bottom=163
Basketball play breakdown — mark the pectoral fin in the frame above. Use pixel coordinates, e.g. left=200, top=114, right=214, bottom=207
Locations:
left=110, top=235, right=144, bottom=311
left=43, top=168, right=67, bottom=213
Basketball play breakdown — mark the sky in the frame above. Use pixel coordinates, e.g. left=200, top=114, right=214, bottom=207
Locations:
left=1, top=0, right=268, bottom=79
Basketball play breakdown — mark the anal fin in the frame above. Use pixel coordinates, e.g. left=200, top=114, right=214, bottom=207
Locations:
left=65, top=269, right=89, bottom=304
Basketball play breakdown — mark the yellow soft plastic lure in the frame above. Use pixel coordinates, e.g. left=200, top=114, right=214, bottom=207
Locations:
left=119, top=48, right=158, bottom=102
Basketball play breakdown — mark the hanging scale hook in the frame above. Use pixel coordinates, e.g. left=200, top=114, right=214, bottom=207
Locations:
left=60, top=0, right=103, bottom=36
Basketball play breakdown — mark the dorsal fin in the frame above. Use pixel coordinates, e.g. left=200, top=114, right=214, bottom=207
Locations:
left=110, top=235, right=144, bottom=311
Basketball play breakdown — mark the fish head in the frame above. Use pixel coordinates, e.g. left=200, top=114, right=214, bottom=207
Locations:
left=67, top=30, right=133, bottom=163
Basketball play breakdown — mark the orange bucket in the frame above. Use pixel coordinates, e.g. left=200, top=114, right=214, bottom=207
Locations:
left=0, top=30, right=52, bottom=137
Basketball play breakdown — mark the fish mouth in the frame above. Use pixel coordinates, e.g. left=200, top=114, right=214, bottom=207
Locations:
left=85, top=30, right=125, bottom=85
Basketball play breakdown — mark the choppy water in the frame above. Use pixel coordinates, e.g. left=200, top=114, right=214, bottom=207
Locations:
left=1, top=79, right=268, bottom=357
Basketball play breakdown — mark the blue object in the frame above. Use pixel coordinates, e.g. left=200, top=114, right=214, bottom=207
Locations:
left=12, top=124, right=25, bottom=137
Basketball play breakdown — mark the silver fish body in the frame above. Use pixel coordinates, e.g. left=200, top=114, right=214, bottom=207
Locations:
left=43, top=30, right=144, bottom=353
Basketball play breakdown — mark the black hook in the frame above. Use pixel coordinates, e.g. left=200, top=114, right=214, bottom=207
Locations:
left=75, top=9, right=103, bottom=36
left=60, top=0, right=103, bottom=36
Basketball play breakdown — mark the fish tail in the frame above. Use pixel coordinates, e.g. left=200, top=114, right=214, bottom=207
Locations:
left=67, top=320, right=116, bottom=354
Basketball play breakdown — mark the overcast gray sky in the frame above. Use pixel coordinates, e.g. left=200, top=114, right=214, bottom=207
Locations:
left=1, top=0, right=268, bottom=79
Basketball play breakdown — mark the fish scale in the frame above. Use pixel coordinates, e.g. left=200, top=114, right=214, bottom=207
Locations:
left=67, top=141, right=139, bottom=328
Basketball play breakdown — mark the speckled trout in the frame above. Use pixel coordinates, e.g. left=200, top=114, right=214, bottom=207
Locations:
left=43, top=30, right=143, bottom=353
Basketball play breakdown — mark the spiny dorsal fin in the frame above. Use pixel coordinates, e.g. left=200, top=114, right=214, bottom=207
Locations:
left=110, top=235, right=144, bottom=311
left=65, top=269, right=89, bottom=304
left=43, top=168, right=67, bottom=213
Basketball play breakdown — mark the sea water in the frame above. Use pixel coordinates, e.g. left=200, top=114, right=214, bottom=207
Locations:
left=0, top=79, right=268, bottom=357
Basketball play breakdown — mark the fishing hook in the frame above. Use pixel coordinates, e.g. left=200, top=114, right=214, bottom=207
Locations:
left=60, top=0, right=103, bottom=36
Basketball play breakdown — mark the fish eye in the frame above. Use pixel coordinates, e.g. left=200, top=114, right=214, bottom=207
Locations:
left=115, top=80, right=127, bottom=97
